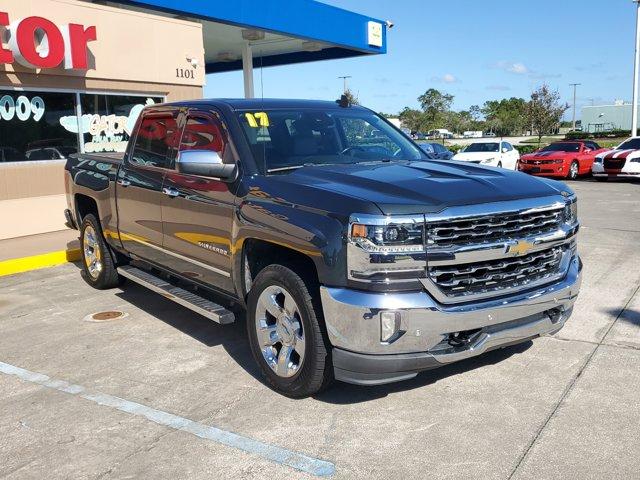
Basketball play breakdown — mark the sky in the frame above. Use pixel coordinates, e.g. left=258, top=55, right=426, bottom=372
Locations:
left=204, top=0, right=637, bottom=119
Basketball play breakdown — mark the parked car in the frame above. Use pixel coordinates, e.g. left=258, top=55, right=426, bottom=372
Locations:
left=25, top=146, right=77, bottom=160
left=412, top=132, right=428, bottom=140
left=592, top=136, right=640, bottom=181
left=0, top=146, right=25, bottom=162
left=420, top=142, right=454, bottom=160
left=65, top=98, right=581, bottom=397
left=428, top=129, right=454, bottom=139
left=463, top=131, right=483, bottom=138
left=519, top=141, right=608, bottom=180
left=452, top=141, right=520, bottom=169
left=484, top=132, right=496, bottom=137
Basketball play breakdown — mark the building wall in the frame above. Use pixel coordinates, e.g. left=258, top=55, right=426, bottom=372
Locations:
left=581, top=104, right=638, bottom=133
left=0, top=0, right=206, bottom=238
left=1, top=0, right=206, bottom=88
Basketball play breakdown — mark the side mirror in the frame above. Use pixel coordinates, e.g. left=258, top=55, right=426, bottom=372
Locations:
left=176, top=150, right=237, bottom=181
left=502, top=147, right=508, bottom=153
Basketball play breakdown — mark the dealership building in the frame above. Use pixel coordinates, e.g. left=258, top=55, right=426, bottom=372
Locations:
left=0, top=0, right=387, bottom=240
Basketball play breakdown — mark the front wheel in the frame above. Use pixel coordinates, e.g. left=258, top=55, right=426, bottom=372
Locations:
left=80, top=214, right=122, bottom=289
left=246, top=265, right=333, bottom=397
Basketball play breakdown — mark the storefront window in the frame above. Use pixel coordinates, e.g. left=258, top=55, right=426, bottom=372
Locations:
left=0, top=90, right=78, bottom=162
left=78, top=94, right=163, bottom=154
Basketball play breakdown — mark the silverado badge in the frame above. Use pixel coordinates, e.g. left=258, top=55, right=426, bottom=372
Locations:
left=507, top=240, right=535, bottom=256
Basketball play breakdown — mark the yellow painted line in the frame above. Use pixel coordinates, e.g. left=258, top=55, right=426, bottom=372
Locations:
left=0, top=248, right=82, bottom=277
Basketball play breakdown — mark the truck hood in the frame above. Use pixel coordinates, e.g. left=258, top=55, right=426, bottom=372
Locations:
left=277, top=160, right=568, bottom=215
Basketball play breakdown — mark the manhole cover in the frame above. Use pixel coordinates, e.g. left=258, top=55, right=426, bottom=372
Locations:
left=83, top=310, right=128, bottom=323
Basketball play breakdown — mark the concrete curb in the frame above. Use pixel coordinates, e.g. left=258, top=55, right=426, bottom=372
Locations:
left=0, top=248, right=81, bottom=277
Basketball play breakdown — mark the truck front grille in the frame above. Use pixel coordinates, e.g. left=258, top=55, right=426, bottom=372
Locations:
left=427, top=246, right=564, bottom=299
left=426, top=207, right=563, bottom=249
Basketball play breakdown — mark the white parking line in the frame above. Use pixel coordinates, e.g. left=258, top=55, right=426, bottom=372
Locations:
left=0, top=361, right=336, bottom=477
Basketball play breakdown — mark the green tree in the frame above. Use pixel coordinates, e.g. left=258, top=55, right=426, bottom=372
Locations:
left=417, top=89, right=454, bottom=130
left=527, top=85, right=569, bottom=144
left=398, top=107, right=427, bottom=133
left=343, top=88, right=359, bottom=105
left=481, top=97, right=528, bottom=136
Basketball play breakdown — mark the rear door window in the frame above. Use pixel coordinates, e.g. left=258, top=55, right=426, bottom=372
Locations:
left=130, top=114, right=180, bottom=168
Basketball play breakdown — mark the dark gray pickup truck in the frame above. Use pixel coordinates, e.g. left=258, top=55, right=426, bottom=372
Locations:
left=65, top=98, right=582, bottom=397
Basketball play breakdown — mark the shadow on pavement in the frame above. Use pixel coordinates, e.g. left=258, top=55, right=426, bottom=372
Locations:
left=114, top=282, right=263, bottom=381
left=111, top=279, right=535, bottom=403
left=315, top=341, right=532, bottom=404
left=604, top=307, right=640, bottom=327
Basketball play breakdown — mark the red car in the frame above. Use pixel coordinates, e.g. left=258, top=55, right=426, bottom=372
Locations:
left=518, top=141, right=609, bottom=180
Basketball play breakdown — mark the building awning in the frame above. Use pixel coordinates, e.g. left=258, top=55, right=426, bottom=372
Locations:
left=104, top=0, right=387, bottom=74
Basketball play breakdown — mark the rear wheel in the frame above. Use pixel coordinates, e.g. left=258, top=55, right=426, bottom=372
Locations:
left=247, top=264, right=333, bottom=397
left=80, top=214, right=122, bottom=289
left=568, top=160, right=579, bottom=180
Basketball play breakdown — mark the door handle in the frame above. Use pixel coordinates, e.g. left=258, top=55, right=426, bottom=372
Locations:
left=162, top=187, right=180, bottom=198
left=117, top=179, right=131, bottom=187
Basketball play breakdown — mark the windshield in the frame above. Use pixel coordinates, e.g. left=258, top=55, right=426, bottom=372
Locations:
left=618, top=138, right=640, bottom=150
left=541, top=143, right=580, bottom=153
left=237, top=108, right=426, bottom=173
left=463, top=142, right=499, bottom=153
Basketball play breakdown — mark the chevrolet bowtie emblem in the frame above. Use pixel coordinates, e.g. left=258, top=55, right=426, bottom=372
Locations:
left=507, top=240, right=535, bottom=256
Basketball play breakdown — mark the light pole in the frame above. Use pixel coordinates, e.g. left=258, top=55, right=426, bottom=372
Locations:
left=632, top=0, right=640, bottom=135
left=569, top=83, right=581, bottom=131
left=338, top=75, right=352, bottom=93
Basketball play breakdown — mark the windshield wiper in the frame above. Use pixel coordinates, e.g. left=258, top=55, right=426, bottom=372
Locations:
left=355, top=158, right=396, bottom=165
left=266, top=162, right=339, bottom=174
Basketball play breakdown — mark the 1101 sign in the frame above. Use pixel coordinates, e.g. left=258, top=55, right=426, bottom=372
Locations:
left=176, top=68, right=195, bottom=79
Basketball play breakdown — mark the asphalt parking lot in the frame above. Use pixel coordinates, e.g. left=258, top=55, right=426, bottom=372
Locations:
left=1, top=179, right=639, bottom=480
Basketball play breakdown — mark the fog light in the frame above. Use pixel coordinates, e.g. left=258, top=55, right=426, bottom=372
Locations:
left=380, top=311, right=401, bottom=342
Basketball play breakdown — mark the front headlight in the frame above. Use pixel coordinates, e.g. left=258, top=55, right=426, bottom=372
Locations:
left=347, top=215, right=426, bottom=283
left=350, top=220, right=424, bottom=253
left=563, top=198, right=578, bottom=225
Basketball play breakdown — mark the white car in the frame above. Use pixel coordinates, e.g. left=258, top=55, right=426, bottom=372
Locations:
left=592, top=136, right=640, bottom=180
left=452, top=141, right=520, bottom=169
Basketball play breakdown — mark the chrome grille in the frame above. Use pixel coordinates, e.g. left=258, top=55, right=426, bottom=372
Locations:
left=428, top=246, right=564, bottom=298
left=427, top=208, right=563, bottom=249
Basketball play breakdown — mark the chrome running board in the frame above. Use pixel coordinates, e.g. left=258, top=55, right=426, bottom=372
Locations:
left=118, top=265, right=235, bottom=324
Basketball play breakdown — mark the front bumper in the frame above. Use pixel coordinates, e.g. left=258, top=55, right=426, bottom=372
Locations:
left=321, top=255, right=582, bottom=385
left=519, top=163, right=566, bottom=177
left=592, top=161, right=640, bottom=177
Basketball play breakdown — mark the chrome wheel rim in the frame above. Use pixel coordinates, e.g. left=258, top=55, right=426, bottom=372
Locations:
left=255, top=285, right=305, bottom=378
left=83, top=225, right=102, bottom=279
left=570, top=163, right=578, bottom=178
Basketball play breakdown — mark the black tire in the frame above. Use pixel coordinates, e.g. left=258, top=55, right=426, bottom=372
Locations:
left=568, top=160, right=579, bottom=180
left=246, top=264, right=333, bottom=398
left=497, top=161, right=503, bottom=168
left=80, top=214, right=122, bottom=289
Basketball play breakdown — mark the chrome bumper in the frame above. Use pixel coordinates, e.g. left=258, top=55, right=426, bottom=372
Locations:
left=321, top=255, right=582, bottom=385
